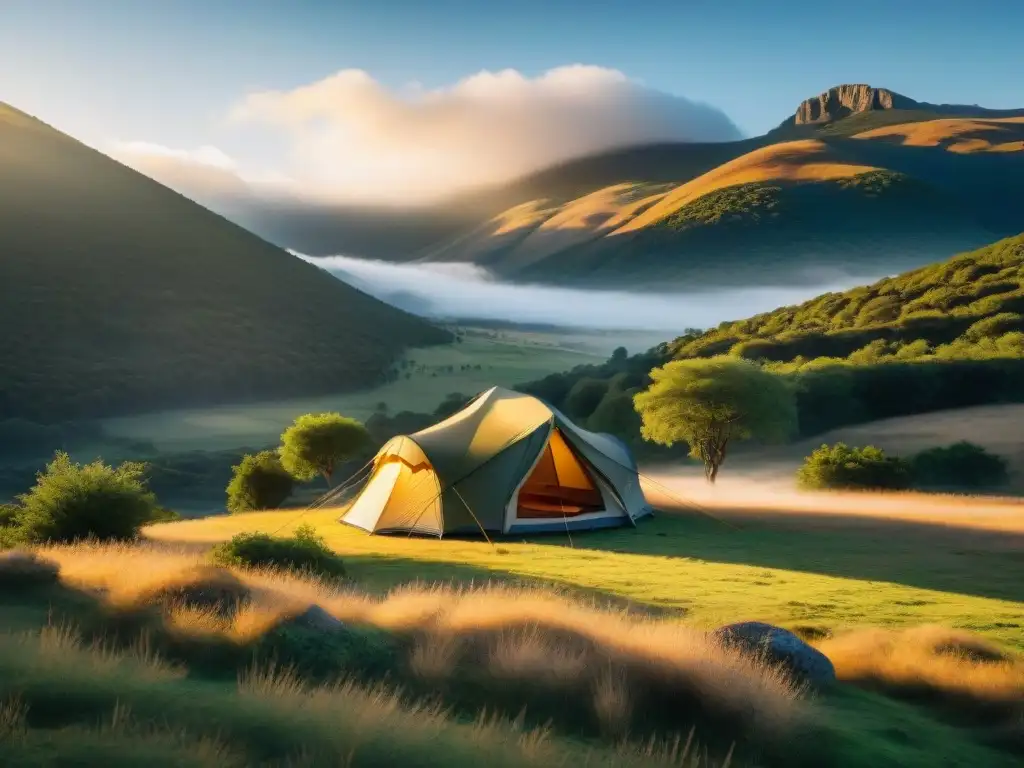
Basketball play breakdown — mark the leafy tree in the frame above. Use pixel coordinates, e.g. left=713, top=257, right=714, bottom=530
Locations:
left=634, top=357, right=796, bottom=482
left=797, top=443, right=911, bottom=491
left=565, top=378, right=610, bottom=420
left=910, top=441, right=1009, bottom=488
left=16, top=452, right=161, bottom=543
left=279, top=413, right=370, bottom=487
left=226, top=451, right=295, bottom=513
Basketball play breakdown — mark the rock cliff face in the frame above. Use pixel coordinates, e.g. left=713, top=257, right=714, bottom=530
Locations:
left=795, top=84, right=914, bottom=125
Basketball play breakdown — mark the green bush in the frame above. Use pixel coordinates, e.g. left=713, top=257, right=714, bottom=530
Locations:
left=0, top=503, right=20, bottom=528
left=226, top=451, right=295, bottom=513
left=15, top=452, right=161, bottom=543
left=210, top=524, right=346, bottom=579
left=797, top=443, right=911, bottom=491
left=910, top=442, right=1010, bottom=489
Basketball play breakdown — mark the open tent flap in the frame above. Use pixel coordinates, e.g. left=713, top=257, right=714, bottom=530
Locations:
left=517, top=429, right=605, bottom=517
left=439, top=423, right=551, bottom=534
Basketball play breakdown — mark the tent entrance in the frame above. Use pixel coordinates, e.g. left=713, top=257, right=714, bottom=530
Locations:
left=516, top=429, right=604, bottom=518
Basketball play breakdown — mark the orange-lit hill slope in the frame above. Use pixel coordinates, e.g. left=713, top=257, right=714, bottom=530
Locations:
left=420, top=136, right=1004, bottom=287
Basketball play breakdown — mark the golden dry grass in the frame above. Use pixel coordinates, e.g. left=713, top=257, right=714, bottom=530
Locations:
left=29, top=540, right=805, bottom=740
left=820, top=625, right=1023, bottom=700
left=853, top=117, right=1024, bottom=154
left=490, top=199, right=559, bottom=236
left=615, top=140, right=879, bottom=233
left=503, top=182, right=673, bottom=264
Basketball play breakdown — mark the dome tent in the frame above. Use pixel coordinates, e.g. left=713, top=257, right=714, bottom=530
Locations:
left=340, top=387, right=652, bottom=537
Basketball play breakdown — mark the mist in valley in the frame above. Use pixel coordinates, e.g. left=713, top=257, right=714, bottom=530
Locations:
left=299, top=252, right=863, bottom=336
left=643, top=466, right=1024, bottom=535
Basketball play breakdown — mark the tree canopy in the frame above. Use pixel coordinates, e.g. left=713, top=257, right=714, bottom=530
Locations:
left=634, top=357, right=796, bottom=482
left=279, top=413, right=370, bottom=487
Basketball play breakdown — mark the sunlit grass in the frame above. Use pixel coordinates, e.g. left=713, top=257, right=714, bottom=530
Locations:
left=144, top=494, right=1024, bottom=651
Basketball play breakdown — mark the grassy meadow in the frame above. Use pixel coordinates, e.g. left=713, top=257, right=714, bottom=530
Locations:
left=98, top=327, right=608, bottom=454
left=3, top=485, right=1023, bottom=766
left=146, top=487, right=1024, bottom=651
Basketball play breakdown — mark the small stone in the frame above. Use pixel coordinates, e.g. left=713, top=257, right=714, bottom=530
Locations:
left=713, top=621, right=836, bottom=686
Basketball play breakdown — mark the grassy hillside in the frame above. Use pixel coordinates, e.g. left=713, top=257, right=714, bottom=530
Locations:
left=516, top=234, right=1024, bottom=443
left=0, top=104, right=450, bottom=424
left=673, top=232, right=1024, bottom=361
left=419, top=133, right=1017, bottom=287
left=4, top=517, right=1023, bottom=766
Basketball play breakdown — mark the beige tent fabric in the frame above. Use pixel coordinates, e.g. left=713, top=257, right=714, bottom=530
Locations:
left=344, top=437, right=443, bottom=535
left=340, top=387, right=652, bottom=536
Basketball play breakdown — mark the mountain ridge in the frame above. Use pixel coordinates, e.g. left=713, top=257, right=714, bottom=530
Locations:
left=0, top=101, right=450, bottom=423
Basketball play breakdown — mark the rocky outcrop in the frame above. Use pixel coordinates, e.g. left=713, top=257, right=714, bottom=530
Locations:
left=713, top=621, right=836, bottom=685
left=795, top=84, right=914, bottom=125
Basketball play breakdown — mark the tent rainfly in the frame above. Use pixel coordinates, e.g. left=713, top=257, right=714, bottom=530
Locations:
left=340, top=387, right=653, bottom=537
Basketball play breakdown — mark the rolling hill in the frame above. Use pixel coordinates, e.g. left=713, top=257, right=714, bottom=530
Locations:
left=0, top=103, right=451, bottom=424
left=671, top=232, right=1024, bottom=362
left=268, top=84, right=1020, bottom=288
left=514, top=232, right=1024, bottom=444
left=414, top=116, right=1024, bottom=287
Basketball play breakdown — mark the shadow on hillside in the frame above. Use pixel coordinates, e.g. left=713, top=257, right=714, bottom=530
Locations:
left=340, top=551, right=687, bottom=616
left=834, top=137, right=1024, bottom=232
left=552, top=507, right=1024, bottom=605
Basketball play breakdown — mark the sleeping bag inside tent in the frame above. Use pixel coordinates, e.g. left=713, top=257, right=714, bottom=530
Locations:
left=340, top=386, right=653, bottom=536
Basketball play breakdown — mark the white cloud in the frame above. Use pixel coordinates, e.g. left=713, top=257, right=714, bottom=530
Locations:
left=108, top=140, right=299, bottom=202
left=107, top=65, right=740, bottom=206
left=228, top=65, right=741, bottom=203
left=113, top=141, right=238, bottom=170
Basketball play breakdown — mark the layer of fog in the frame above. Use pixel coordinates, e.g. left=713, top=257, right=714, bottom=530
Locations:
left=299, top=252, right=861, bottom=333
left=642, top=467, right=1024, bottom=534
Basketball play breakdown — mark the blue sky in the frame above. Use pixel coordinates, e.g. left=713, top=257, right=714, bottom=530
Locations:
left=4, top=0, right=1022, bottom=201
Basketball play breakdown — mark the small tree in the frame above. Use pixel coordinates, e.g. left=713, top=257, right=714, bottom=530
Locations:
left=16, top=452, right=161, bottom=543
left=797, top=443, right=911, bottom=491
left=226, top=451, right=295, bottom=513
left=634, top=357, right=796, bottom=483
left=279, top=413, right=370, bottom=487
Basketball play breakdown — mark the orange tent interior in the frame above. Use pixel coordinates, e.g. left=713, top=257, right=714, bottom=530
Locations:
left=517, top=429, right=604, bottom=518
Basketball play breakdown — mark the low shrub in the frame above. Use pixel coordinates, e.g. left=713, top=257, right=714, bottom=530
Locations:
left=16, top=452, right=162, bottom=543
left=225, top=451, right=295, bottom=513
left=210, top=524, right=346, bottom=579
left=797, top=443, right=912, bottom=491
left=0, top=503, right=20, bottom=528
left=910, top=442, right=1010, bottom=489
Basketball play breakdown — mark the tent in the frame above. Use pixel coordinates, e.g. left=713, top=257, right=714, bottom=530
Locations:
left=340, top=386, right=653, bottom=537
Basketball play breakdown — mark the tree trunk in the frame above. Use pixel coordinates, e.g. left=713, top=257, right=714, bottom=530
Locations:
left=708, top=461, right=720, bottom=484
left=321, top=469, right=333, bottom=488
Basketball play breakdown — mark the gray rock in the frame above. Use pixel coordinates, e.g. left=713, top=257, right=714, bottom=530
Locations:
left=713, top=621, right=836, bottom=685
left=287, top=604, right=346, bottom=632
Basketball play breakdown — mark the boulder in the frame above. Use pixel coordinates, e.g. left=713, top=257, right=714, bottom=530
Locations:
left=713, top=621, right=836, bottom=685
left=286, top=604, right=346, bottom=633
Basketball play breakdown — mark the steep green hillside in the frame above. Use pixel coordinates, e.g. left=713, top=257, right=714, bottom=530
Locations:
left=673, top=233, right=1024, bottom=362
left=0, top=104, right=450, bottom=423
left=515, top=234, right=1024, bottom=441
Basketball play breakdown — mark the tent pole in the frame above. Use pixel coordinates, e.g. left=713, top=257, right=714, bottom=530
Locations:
left=451, top=484, right=494, bottom=547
